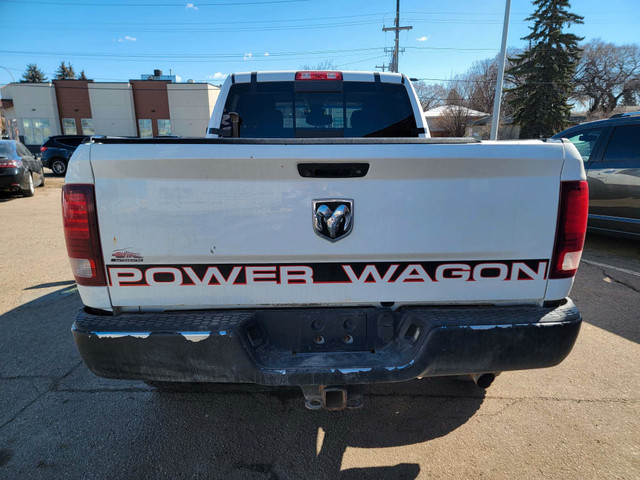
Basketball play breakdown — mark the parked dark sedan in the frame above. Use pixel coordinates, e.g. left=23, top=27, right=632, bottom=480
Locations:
left=41, top=135, right=88, bottom=176
left=0, top=140, right=45, bottom=197
left=552, top=112, right=640, bottom=239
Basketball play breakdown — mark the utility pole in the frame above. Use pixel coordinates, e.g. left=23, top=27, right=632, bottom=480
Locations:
left=382, top=0, right=412, bottom=73
left=490, top=0, right=512, bottom=140
left=375, top=63, right=388, bottom=72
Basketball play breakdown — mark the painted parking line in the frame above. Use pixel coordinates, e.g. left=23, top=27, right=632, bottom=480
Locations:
left=581, top=259, right=640, bottom=278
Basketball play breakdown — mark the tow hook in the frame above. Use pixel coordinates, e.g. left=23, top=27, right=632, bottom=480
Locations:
left=300, top=385, right=364, bottom=411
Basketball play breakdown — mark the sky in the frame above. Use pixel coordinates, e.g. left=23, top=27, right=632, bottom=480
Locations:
left=1, top=0, right=639, bottom=88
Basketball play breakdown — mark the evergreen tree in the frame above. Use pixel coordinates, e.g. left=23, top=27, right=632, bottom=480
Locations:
left=54, top=61, right=77, bottom=80
left=507, top=0, right=583, bottom=138
left=79, top=70, right=88, bottom=80
left=21, top=64, right=47, bottom=82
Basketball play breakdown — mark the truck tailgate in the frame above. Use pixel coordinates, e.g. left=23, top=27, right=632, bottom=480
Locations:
left=90, top=141, right=565, bottom=309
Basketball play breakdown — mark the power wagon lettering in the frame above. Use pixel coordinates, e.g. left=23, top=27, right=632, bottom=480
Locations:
left=108, top=260, right=548, bottom=287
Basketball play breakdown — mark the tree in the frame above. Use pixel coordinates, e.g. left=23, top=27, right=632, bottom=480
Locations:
left=463, top=58, right=498, bottom=114
left=436, top=106, right=474, bottom=137
left=299, top=60, right=338, bottom=70
left=572, top=39, right=640, bottom=115
left=79, top=70, right=88, bottom=80
left=54, top=61, right=77, bottom=80
left=21, top=64, right=47, bottom=83
left=507, top=0, right=583, bottom=138
left=412, top=81, right=447, bottom=111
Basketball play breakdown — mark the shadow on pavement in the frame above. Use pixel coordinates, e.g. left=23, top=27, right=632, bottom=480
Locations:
left=575, top=233, right=640, bottom=344
left=24, top=280, right=76, bottom=291
left=0, top=287, right=486, bottom=479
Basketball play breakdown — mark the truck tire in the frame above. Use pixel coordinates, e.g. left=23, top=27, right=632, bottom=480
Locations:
left=51, top=159, right=67, bottom=176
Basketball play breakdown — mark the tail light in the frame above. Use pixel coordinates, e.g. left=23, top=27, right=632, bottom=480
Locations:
left=62, top=184, right=107, bottom=286
left=40, top=146, right=48, bottom=152
left=0, top=159, right=21, bottom=168
left=550, top=181, right=589, bottom=279
left=295, top=71, right=342, bottom=81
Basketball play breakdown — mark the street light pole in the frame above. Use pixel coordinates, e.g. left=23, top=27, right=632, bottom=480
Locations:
left=490, top=0, right=512, bottom=140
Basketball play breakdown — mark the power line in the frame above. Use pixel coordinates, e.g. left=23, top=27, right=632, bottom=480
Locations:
left=0, top=45, right=502, bottom=62
left=4, top=0, right=311, bottom=6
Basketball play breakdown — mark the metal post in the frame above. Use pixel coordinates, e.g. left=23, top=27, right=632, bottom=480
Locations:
left=490, top=0, right=512, bottom=140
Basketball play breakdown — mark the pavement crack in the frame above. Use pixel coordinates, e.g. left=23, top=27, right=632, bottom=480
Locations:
left=50, top=360, right=84, bottom=392
left=0, top=390, right=47, bottom=431
left=0, top=361, right=84, bottom=432
left=591, top=265, right=640, bottom=294
left=605, top=272, right=640, bottom=294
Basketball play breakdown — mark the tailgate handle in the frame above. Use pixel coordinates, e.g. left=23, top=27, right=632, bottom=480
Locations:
left=298, top=163, right=370, bottom=178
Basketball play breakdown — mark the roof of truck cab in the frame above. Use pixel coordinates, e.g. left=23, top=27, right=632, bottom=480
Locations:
left=228, top=71, right=406, bottom=84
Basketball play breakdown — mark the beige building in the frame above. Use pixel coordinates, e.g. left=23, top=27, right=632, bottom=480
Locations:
left=1, top=78, right=220, bottom=150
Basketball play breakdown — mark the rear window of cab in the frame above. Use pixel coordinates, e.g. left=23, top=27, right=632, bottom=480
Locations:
left=221, top=81, right=419, bottom=138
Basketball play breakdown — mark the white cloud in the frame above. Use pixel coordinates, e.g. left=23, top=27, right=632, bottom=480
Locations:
left=207, top=72, right=228, bottom=80
left=118, top=35, right=137, bottom=42
left=416, top=36, right=430, bottom=42
left=264, top=52, right=269, bottom=56
left=243, top=52, right=253, bottom=61
left=186, top=3, right=198, bottom=10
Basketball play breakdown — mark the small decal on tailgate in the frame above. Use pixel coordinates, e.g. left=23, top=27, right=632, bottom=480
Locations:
left=107, top=260, right=548, bottom=286
left=110, top=249, right=144, bottom=262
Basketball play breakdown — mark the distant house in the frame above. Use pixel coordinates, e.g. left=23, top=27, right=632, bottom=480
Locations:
left=470, top=115, right=520, bottom=140
left=424, top=105, right=489, bottom=137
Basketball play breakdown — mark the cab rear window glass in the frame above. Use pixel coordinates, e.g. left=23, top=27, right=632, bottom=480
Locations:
left=221, top=81, right=418, bottom=138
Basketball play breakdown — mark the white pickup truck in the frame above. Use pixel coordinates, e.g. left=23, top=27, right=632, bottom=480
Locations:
left=63, top=71, right=588, bottom=410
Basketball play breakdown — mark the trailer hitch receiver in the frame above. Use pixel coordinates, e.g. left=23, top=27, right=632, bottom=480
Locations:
left=300, top=385, right=364, bottom=411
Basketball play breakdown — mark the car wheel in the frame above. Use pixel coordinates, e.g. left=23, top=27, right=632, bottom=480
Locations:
left=51, top=159, right=67, bottom=176
left=22, top=172, right=35, bottom=197
left=38, top=172, right=45, bottom=187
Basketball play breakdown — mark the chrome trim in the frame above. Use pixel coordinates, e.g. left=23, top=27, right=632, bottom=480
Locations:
left=312, top=199, right=354, bottom=242
left=589, top=214, right=640, bottom=225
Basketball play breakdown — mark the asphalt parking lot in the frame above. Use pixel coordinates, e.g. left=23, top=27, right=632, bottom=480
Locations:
left=0, top=174, right=638, bottom=479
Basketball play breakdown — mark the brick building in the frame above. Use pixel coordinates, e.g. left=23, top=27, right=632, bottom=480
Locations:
left=0, top=75, right=220, bottom=151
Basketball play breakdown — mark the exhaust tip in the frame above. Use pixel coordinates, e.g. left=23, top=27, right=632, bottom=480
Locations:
left=470, top=373, right=496, bottom=389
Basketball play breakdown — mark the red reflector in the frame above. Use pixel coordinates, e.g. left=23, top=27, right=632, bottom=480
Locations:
left=295, top=71, right=343, bottom=81
left=550, top=181, right=589, bottom=279
left=40, top=146, right=48, bottom=152
left=62, top=184, right=107, bottom=287
left=0, top=160, right=20, bottom=168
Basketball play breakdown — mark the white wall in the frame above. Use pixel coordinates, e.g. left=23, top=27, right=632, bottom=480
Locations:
left=88, top=83, right=137, bottom=136
left=1, top=83, right=60, bottom=137
left=167, top=83, right=220, bottom=137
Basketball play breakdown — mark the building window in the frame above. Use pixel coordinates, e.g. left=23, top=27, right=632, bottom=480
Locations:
left=138, top=119, right=152, bottom=138
left=62, top=118, right=77, bottom=135
left=22, top=118, right=52, bottom=145
left=81, top=118, right=96, bottom=135
left=157, top=119, right=172, bottom=136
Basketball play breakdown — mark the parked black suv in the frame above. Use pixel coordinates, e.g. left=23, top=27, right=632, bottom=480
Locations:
left=40, top=135, right=88, bottom=176
left=552, top=111, right=640, bottom=239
